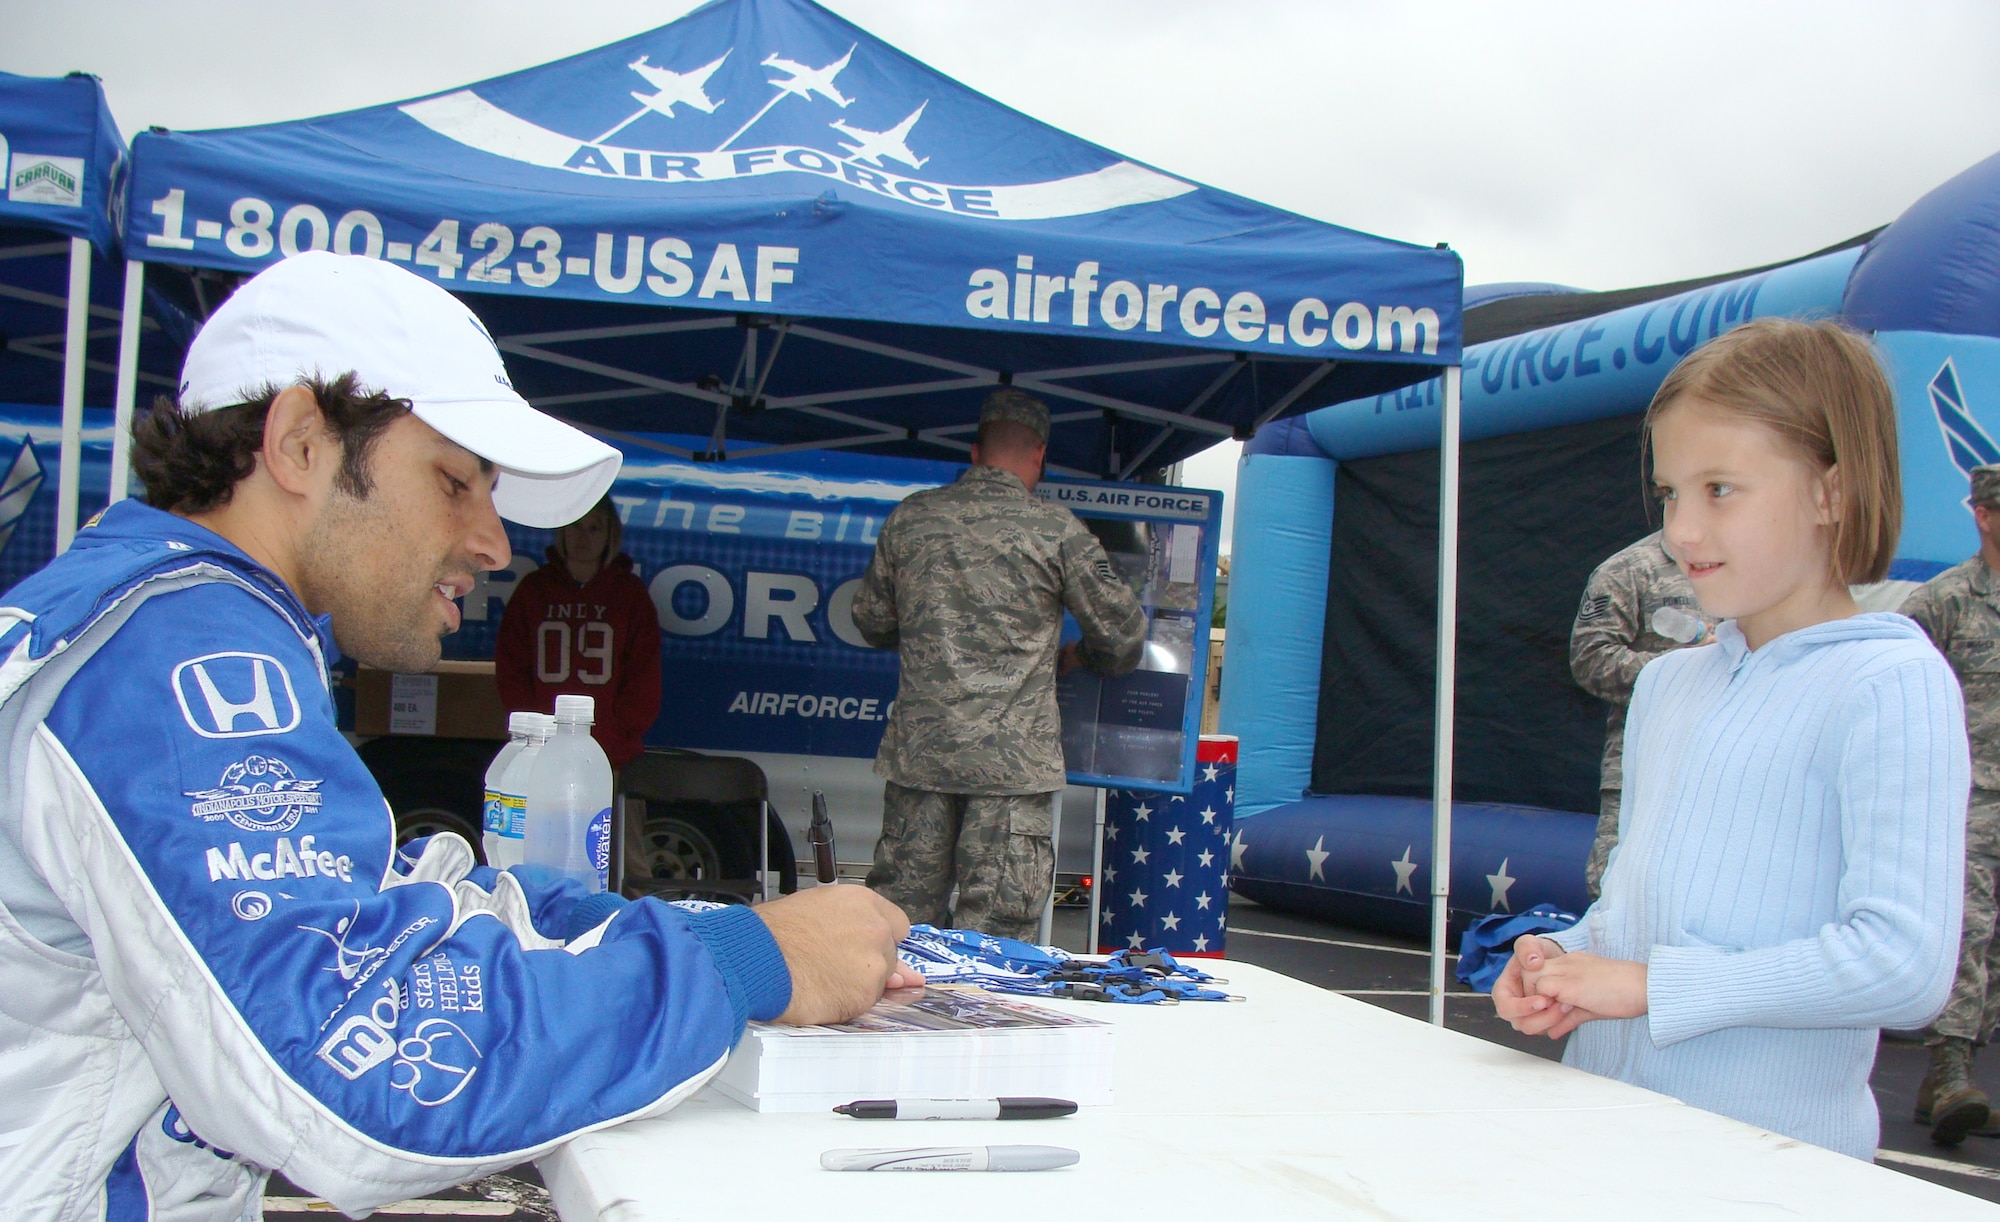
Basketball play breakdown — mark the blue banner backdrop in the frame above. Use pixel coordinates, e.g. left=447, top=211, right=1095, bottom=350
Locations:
left=0, top=408, right=1220, bottom=790
left=452, top=443, right=950, bottom=761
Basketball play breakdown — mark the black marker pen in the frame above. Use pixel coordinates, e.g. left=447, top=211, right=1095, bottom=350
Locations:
left=833, top=1098, right=1077, bottom=1121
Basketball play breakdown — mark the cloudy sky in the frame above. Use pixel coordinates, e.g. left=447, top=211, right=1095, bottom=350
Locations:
left=7, top=0, right=1996, bottom=544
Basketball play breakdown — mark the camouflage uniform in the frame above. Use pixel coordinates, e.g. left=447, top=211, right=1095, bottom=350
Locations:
left=1901, top=556, right=2000, bottom=1045
left=866, top=784, right=1059, bottom=940
left=1568, top=531, right=1710, bottom=896
left=852, top=446, right=1146, bottom=940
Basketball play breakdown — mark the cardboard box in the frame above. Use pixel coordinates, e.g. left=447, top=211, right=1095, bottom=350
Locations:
left=353, top=660, right=507, bottom=740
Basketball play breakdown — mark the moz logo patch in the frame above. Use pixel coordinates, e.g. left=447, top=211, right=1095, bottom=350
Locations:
left=172, top=651, right=301, bottom=739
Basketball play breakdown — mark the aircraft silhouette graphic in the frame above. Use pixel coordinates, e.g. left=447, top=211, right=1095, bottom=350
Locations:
left=1931, top=357, right=2000, bottom=509
left=627, top=52, right=730, bottom=116
left=563, top=41, right=935, bottom=183
left=716, top=45, right=859, bottom=151
left=0, top=437, right=44, bottom=560
left=831, top=102, right=929, bottom=170
left=762, top=46, right=856, bottom=108
left=593, top=51, right=732, bottom=144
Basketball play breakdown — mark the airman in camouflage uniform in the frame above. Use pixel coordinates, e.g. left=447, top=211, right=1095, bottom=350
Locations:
left=1569, top=530, right=1711, bottom=896
left=852, top=390, right=1147, bottom=940
left=1901, top=463, right=2000, bottom=1144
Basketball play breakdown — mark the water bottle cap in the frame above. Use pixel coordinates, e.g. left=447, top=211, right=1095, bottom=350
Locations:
left=1650, top=604, right=1702, bottom=644
left=527, top=712, right=556, bottom=740
left=507, top=711, right=539, bottom=737
left=554, top=694, right=596, bottom=725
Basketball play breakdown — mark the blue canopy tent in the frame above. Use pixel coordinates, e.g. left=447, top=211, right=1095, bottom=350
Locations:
left=0, top=71, right=138, bottom=551
left=112, top=0, right=1474, bottom=1016
left=116, top=0, right=1461, bottom=475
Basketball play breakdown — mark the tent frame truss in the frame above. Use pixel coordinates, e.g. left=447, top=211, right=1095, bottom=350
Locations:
left=467, top=309, right=1341, bottom=479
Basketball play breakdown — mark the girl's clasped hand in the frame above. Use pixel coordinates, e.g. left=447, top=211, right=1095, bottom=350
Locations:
left=1492, top=935, right=1647, bottom=1039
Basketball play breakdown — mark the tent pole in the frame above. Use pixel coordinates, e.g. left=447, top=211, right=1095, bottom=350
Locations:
left=1429, top=365, right=1463, bottom=1027
left=56, top=237, right=92, bottom=554
left=110, top=259, right=146, bottom=506
left=1039, top=790, right=1061, bottom=948
left=1087, top=786, right=1107, bottom=952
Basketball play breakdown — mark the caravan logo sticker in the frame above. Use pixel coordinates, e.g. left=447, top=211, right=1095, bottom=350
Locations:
left=8, top=153, right=84, bottom=207
left=399, top=43, right=1193, bottom=222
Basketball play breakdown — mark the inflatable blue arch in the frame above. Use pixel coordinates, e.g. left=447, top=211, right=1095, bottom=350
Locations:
left=1222, top=149, right=2000, bottom=934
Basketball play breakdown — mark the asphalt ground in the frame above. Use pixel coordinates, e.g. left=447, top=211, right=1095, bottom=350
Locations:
left=264, top=893, right=2000, bottom=1215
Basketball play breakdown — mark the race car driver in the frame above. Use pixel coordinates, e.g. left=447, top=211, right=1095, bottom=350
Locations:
left=0, top=251, right=918, bottom=1220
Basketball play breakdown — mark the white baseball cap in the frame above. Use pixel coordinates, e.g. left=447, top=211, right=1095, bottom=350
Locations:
left=177, top=250, right=621, bottom=528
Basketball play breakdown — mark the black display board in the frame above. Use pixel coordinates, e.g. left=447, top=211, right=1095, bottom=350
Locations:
left=1310, top=412, right=1656, bottom=813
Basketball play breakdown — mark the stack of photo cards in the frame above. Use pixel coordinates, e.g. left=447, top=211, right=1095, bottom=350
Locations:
left=712, top=986, right=1115, bottom=1113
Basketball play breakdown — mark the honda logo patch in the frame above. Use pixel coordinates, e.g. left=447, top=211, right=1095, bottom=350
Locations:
left=172, top=651, right=302, bottom=738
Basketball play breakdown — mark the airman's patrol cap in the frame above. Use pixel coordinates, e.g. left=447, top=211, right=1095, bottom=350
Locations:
left=1974, top=464, right=2000, bottom=510
left=979, top=388, right=1050, bottom=444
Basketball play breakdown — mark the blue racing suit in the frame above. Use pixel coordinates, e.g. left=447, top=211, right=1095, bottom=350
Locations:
left=0, top=501, right=791, bottom=1219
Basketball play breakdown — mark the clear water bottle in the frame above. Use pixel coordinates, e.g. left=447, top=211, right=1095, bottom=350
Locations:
left=497, top=715, right=556, bottom=870
left=484, top=712, right=550, bottom=869
left=481, top=713, right=533, bottom=866
left=1651, top=604, right=1708, bottom=645
left=524, top=695, right=614, bottom=892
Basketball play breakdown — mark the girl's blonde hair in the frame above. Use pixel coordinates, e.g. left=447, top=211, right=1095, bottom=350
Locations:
left=1643, top=317, right=1901, bottom=585
left=550, top=496, right=622, bottom=568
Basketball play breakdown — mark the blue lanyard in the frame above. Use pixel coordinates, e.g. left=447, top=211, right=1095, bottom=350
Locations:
left=897, top=926, right=1238, bottom=1003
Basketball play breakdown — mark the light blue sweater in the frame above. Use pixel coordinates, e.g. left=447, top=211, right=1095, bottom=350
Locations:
left=1547, top=613, right=1968, bottom=1160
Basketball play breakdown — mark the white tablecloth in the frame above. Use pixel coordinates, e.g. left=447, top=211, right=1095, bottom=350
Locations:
left=539, top=960, right=2000, bottom=1219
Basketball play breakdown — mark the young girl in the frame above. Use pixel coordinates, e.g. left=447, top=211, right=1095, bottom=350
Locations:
left=1491, top=317, right=1969, bottom=1160
left=494, top=495, right=661, bottom=769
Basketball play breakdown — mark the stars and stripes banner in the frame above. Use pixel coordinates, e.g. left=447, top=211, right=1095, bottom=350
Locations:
left=1095, top=735, right=1236, bottom=958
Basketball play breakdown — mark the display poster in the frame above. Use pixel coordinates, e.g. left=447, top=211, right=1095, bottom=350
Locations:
left=1039, top=478, right=1222, bottom=794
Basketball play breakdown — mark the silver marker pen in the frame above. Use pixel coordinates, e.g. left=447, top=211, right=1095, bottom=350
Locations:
left=819, top=1145, right=1080, bottom=1172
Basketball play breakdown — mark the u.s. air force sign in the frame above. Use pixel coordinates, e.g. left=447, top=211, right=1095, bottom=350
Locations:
left=400, top=44, right=1194, bottom=222
left=133, top=16, right=1450, bottom=360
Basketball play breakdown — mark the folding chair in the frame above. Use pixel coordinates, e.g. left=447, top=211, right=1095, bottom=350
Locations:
left=617, top=748, right=798, bottom=904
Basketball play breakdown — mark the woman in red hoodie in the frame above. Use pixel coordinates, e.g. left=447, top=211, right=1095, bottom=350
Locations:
left=495, top=497, right=662, bottom=768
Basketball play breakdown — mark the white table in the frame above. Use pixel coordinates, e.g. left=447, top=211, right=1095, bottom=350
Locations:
left=540, top=961, right=2000, bottom=1219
